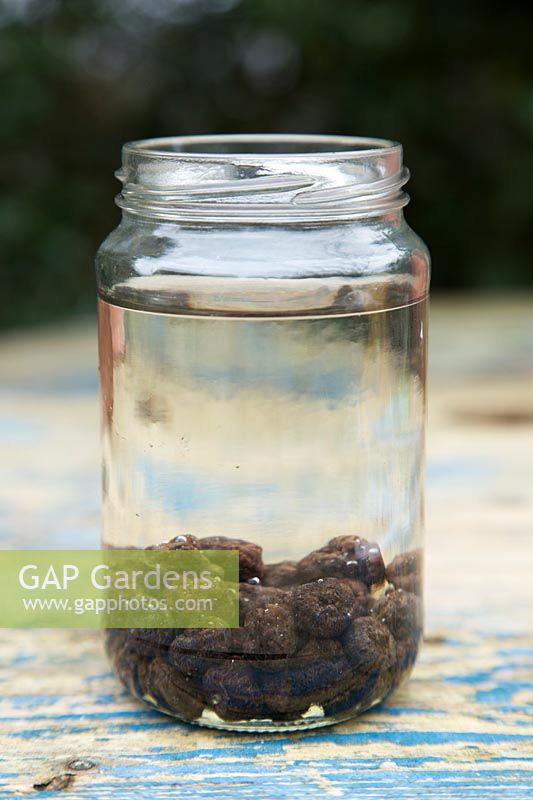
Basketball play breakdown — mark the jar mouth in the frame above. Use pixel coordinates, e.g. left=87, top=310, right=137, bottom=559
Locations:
left=117, top=134, right=409, bottom=223
left=123, top=134, right=401, bottom=158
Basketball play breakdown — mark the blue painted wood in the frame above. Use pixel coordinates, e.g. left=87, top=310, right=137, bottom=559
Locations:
left=0, top=299, right=532, bottom=798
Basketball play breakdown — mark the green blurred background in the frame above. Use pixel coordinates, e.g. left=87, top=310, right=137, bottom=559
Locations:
left=1, top=0, right=532, bottom=328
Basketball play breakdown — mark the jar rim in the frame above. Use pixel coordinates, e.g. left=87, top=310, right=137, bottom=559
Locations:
left=123, top=134, right=402, bottom=160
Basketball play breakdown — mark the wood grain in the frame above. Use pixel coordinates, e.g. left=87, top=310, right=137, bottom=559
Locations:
left=0, top=295, right=532, bottom=799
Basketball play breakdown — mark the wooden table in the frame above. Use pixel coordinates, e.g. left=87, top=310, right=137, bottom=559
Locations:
left=1, top=295, right=532, bottom=799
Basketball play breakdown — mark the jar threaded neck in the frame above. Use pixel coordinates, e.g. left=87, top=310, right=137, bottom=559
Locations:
left=116, top=134, right=409, bottom=223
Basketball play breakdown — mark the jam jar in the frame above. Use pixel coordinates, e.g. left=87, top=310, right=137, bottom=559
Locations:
left=97, top=135, right=429, bottom=731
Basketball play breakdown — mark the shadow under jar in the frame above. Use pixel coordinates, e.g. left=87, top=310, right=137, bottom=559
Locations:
left=97, top=134, right=429, bottom=731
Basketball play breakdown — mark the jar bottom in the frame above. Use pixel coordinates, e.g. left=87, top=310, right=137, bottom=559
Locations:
left=107, top=645, right=418, bottom=732
left=137, top=695, right=386, bottom=733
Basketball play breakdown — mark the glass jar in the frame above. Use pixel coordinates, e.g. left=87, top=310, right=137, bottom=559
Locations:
left=97, top=135, right=429, bottom=731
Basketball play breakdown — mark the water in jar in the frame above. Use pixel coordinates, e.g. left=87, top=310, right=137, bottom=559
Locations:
left=100, top=277, right=425, bottom=730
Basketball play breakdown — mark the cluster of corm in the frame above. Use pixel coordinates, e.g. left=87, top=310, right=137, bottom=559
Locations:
left=106, top=534, right=422, bottom=725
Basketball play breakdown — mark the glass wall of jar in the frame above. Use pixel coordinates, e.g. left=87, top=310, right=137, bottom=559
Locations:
left=97, top=135, right=429, bottom=731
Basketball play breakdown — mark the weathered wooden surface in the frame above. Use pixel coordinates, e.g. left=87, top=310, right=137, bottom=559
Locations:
left=0, top=295, right=532, bottom=799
